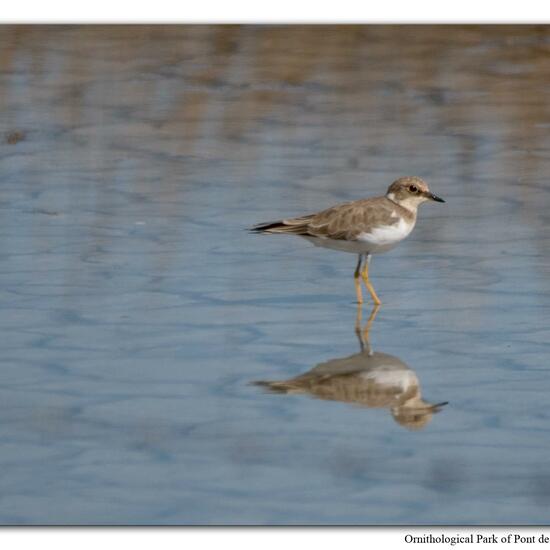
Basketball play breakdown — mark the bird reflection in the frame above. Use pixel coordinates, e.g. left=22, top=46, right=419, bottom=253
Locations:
left=255, top=306, right=447, bottom=430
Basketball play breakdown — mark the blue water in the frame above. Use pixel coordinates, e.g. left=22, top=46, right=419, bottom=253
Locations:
left=1, top=25, right=550, bottom=524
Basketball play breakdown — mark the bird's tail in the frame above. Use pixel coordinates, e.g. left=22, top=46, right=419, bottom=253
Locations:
left=251, top=380, right=302, bottom=394
left=250, top=215, right=313, bottom=234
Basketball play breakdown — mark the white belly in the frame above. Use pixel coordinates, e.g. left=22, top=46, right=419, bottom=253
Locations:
left=302, top=217, right=415, bottom=255
left=361, top=367, right=418, bottom=392
left=356, top=217, right=415, bottom=253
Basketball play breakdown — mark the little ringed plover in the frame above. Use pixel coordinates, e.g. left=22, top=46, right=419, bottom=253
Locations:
left=251, top=176, right=445, bottom=305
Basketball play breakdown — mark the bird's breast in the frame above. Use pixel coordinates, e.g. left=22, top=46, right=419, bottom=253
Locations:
left=357, top=217, right=415, bottom=249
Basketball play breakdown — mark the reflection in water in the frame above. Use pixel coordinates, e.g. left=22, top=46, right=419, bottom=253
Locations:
left=255, top=307, right=447, bottom=430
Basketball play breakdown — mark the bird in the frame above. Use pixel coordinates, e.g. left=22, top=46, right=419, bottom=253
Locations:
left=253, top=306, right=447, bottom=430
left=251, top=176, right=445, bottom=305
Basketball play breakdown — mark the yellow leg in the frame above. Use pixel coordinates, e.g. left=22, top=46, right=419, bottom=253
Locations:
left=361, top=259, right=381, bottom=305
left=355, top=303, right=380, bottom=352
left=354, top=303, right=363, bottom=337
left=354, top=255, right=363, bottom=304
left=363, top=303, right=380, bottom=339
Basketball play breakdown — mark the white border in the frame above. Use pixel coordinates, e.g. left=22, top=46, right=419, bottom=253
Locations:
left=1, top=0, right=550, bottom=23
left=5, top=527, right=550, bottom=549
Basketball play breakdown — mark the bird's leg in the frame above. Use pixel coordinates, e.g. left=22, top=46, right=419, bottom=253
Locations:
left=354, top=254, right=364, bottom=304
left=362, top=303, right=380, bottom=349
left=355, top=303, right=379, bottom=353
left=354, top=303, right=363, bottom=349
left=361, top=254, right=382, bottom=305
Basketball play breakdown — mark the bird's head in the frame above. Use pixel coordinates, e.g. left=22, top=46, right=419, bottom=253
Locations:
left=385, top=176, right=445, bottom=211
left=392, top=401, right=448, bottom=431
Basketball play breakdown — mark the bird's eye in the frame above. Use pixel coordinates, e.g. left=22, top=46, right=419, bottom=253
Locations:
left=409, top=185, right=418, bottom=193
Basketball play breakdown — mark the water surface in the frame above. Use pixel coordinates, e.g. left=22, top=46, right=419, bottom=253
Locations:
left=1, top=25, right=550, bottom=524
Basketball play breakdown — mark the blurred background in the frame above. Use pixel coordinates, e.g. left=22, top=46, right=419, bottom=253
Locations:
left=1, top=25, right=550, bottom=524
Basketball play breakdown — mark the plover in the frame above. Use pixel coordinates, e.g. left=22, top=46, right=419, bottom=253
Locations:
left=252, top=176, right=444, bottom=304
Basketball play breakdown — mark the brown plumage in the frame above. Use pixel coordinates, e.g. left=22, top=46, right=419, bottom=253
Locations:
left=252, top=197, right=415, bottom=241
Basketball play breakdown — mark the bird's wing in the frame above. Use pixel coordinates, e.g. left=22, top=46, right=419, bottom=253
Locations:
left=305, top=197, right=396, bottom=240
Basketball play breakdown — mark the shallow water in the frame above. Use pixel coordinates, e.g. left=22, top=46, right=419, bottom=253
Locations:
left=1, top=25, right=550, bottom=524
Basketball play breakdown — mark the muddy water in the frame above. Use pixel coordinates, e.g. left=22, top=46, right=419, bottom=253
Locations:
left=1, top=25, right=550, bottom=524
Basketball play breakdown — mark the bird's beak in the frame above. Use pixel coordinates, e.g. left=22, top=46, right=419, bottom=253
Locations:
left=429, top=192, right=445, bottom=203
left=430, top=401, right=449, bottom=412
